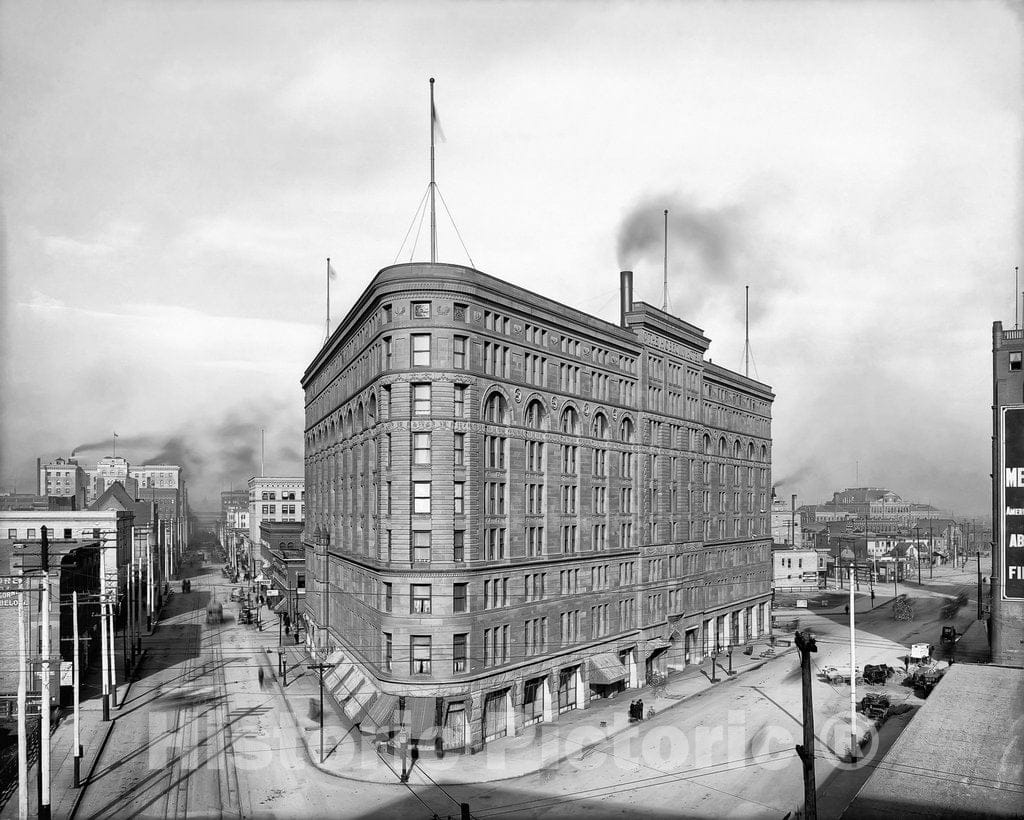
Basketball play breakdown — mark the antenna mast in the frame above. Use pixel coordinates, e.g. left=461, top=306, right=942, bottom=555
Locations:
left=744, top=285, right=750, bottom=377
left=662, top=209, right=669, bottom=312
left=1017, top=265, right=1020, bottom=330
left=429, top=78, right=437, bottom=264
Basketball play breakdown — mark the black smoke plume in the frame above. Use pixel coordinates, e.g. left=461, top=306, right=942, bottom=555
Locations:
left=615, top=193, right=785, bottom=323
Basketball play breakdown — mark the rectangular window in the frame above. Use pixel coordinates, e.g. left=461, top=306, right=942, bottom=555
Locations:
left=413, top=481, right=431, bottom=514
left=454, top=384, right=466, bottom=417
left=383, top=582, right=393, bottom=612
left=453, top=335, right=467, bottom=369
left=412, top=383, right=431, bottom=415
left=413, top=432, right=431, bottom=465
left=453, top=583, right=468, bottom=613
left=413, top=530, right=431, bottom=563
left=412, top=334, right=431, bottom=366
left=384, top=632, right=393, bottom=671
left=412, top=301, right=431, bottom=319
left=526, top=440, right=544, bottom=472
left=454, top=482, right=465, bottom=514
left=453, top=530, right=465, bottom=562
left=7, top=529, right=16, bottom=538
left=527, top=526, right=544, bottom=557
left=485, top=435, right=506, bottom=469
left=453, top=633, right=467, bottom=673
left=453, top=302, right=468, bottom=322
left=486, top=527, right=506, bottom=560
left=411, top=584, right=432, bottom=614
left=384, top=336, right=393, bottom=369
left=454, top=432, right=465, bottom=466
left=411, top=635, right=431, bottom=674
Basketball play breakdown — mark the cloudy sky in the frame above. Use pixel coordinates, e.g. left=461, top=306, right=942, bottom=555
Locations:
left=1, top=0, right=1019, bottom=514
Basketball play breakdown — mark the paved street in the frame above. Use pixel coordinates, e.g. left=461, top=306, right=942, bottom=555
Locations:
left=4, top=557, right=985, bottom=820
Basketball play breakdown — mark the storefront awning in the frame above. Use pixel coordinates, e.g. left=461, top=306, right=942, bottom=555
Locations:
left=588, top=652, right=628, bottom=685
left=272, top=598, right=288, bottom=614
left=398, top=697, right=438, bottom=739
left=365, top=694, right=400, bottom=731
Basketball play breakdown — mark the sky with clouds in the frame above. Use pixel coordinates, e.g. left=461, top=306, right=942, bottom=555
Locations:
left=1, top=0, right=1020, bottom=513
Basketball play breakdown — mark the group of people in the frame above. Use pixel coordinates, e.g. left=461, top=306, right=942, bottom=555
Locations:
left=628, top=699, right=645, bottom=722
left=181, top=579, right=192, bottom=593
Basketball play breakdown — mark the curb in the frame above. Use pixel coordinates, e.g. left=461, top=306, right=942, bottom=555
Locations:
left=264, top=643, right=798, bottom=787
left=67, top=718, right=116, bottom=820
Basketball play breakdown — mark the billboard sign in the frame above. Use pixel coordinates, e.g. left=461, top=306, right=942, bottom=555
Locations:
left=1000, top=406, right=1024, bottom=600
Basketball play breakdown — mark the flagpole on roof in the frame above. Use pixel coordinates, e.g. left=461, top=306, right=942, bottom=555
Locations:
left=326, top=257, right=331, bottom=342
left=429, top=78, right=437, bottom=264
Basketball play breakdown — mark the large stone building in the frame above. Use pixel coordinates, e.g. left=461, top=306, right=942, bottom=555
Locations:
left=992, top=320, right=1024, bottom=667
left=301, top=263, right=774, bottom=752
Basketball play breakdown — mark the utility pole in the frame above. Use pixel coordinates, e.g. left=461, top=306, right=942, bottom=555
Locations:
left=72, top=592, right=82, bottom=788
left=308, top=663, right=335, bottom=763
left=848, top=567, right=859, bottom=763
left=100, top=593, right=110, bottom=722
left=795, top=630, right=818, bottom=820
left=17, top=570, right=28, bottom=820
left=40, top=530, right=51, bottom=820
left=915, top=526, right=922, bottom=585
left=977, top=550, right=983, bottom=620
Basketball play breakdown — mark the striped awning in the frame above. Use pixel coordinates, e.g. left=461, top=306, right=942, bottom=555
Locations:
left=398, top=697, right=438, bottom=739
left=272, top=598, right=288, bottom=614
left=365, top=694, right=400, bottom=732
left=588, top=652, right=628, bottom=685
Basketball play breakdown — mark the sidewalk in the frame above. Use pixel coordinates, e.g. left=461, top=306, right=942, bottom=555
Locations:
left=0, top=590, right=171, bottom=820
left=260, top=633, right=797, bottom=786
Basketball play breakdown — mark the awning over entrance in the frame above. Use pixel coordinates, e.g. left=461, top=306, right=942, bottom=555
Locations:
left=366, top=694, right=400, bottom=730
left=588, top=652, right=628, bottom=685
left=398, top=697, right=438, bottom=738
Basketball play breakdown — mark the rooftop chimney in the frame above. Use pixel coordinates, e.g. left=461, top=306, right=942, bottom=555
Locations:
left=620, top=270, right=633, bottom=328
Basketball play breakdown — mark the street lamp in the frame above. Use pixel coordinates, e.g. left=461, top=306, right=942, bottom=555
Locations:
left=308, top=662, right=335, bottom=763
left=710, top=646, right=719, bottom=683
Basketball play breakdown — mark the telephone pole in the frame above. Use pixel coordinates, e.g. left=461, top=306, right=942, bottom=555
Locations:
left=308, top=663, right=335, bottom=763
left=17, top=571, right=28, bottom=820
left=795, top=630, right=818, bottom=820
left=39, top=529, right=52, bottom=820
left=72, top=591, right=82, bottom=788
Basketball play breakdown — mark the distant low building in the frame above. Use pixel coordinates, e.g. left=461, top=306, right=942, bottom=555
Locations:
left=771, top=545, right=826, bottom=591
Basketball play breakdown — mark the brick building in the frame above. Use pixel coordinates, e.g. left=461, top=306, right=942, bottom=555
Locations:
left=301, top=263, right=774, bottom=751
left=992, top=321, right=1024, bottom=667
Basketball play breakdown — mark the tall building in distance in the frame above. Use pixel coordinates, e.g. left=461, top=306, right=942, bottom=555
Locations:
left=38, top=456, right=88, bottom=508
left=301, top=263, right=774, bottom=752
left=992, top=320, right=1024, bottom=667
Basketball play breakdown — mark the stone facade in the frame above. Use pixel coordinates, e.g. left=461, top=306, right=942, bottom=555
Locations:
left=301, top=263, right=775, bottom=751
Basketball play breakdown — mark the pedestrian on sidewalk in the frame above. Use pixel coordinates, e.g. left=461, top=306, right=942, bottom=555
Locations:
left=871, top=589, right=876, bottom=605
left=258, top=667, right=265, bottom=688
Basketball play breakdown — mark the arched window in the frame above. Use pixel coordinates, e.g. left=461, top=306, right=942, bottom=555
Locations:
left=484, top=392, right=508, bottom=424
left=591, top=413, right=608, bottom=439
left=719, top=437, right=727, bottom=456
left=748, top=442, right=755, bottom=460
left=733, top=439, right=741, bottom=458
left=560, top=406, right=579, bottom=434
left=761, top=444, right=768, bottom=462
left=525, top=400, right=546, bottom=430
left=356, top=402, right=365, bottom=431
left=702, top=433, right=711, bottom=454
left=620, top=417, right=635, bottom=443
left=367, top=394, right=377, bottom=424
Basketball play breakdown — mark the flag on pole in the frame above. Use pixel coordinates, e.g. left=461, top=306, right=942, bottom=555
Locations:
left=432, top=98, right=446, bottom=144
left=113, top=432, right=118, bottom=438
left=328, top=260, right=338, bottom=280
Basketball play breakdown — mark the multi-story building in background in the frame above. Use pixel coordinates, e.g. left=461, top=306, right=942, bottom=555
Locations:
left=37, top=456, right=88, bottom=508
left=992, top=320, right=1024, bottom=667
left=301, top=263, right=774, bottom=752
left=240, top=477, right=304, bottom=579
left=129, top=464, right=181, bottom=492
left=89, top=456, right=138, bottom=500
left=771, top=490, right=802, bottom=547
